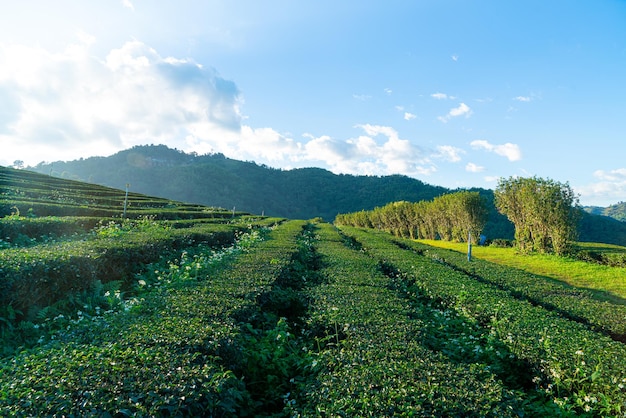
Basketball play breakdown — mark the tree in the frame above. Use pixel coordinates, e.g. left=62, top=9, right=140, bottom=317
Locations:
left=494, top=176, right=580, bottom=255
left=13, top=160, right=24, bottom=169
left=431, top=194, right=453, bottom=241
left=452, top=191, right=489, bottom=243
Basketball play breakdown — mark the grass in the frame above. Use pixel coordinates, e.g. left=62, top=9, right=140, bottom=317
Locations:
left=419, top=239, right=626, bottom=304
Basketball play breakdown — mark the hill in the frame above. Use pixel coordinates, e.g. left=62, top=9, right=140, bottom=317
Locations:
left=0, top=163, right=242, bottom=220
left=28, top=144, right=451, bottom=221
left=25, top=144, right=626, bottom=246
left=3, top=166, right=626, bottom=414
left=585, top=201, right=626, bottom=222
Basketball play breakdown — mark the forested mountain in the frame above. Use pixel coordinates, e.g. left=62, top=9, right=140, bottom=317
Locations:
left=585, top=202, right=626, bottom=222
left=29, top=145, right=451, bottom=221
left=25, top=144, right=626, bottom=245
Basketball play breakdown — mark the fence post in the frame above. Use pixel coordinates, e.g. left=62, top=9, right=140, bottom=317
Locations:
left=123, top=183, right=130, bottom=218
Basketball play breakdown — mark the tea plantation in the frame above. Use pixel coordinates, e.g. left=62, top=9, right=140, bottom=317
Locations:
left=1, top=165, right=626, bottom=416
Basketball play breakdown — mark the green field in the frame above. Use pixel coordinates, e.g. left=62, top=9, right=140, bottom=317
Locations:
left=420, top=239, right=626, bottom=304
left=2, top=165, right=626, bottom=416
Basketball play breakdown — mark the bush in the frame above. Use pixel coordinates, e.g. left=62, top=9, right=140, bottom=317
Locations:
left=574, top=249, right=626, bottom=268
left=340, top=226, right=626, bottom=415
left=490, top=238, right=515, bottom=248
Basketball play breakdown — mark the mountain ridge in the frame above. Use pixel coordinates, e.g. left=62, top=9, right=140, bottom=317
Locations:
left=25, top=144, right=626, bottom=245
left=29, top=144, right=452, bottom=220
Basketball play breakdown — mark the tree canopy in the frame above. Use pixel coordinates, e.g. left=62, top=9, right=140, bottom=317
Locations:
left=336, top=191, right=489, bottom=243
left=494, top=176, right=580, bottom=255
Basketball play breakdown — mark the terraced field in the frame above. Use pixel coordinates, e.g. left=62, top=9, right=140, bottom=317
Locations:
left=2, top=165, right=626, bottom=416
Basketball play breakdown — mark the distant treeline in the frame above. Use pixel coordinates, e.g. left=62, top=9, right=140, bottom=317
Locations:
left=335, top=191, right=488, bottom=243
left=337, top=176, right=625, bottom=257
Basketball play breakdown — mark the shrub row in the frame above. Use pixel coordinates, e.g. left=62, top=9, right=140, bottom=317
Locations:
left=403, top=240, right=626, bottom=341
left=0, top=214, right=281, bottom=245
left=0, top=222, right=240, bottom=314
left=0, top=216, right=103, bottom=245
left=0, top=220, right=307, bottom=416
left=342, top=226, right=626, bottom=415
left=2, top=166, right=204, bottom=212
left=2, top=165, right=244, bottom=219
left=1, top=200, right=242, bottom=219
left=576, top=249, right=626, bottom=268
left=223, top=221, right=327, bottom=414
left=295, top=223, right=543, bottom=416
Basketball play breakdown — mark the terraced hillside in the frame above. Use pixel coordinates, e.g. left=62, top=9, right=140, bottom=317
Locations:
left=1, top=165, right=626, bottom=416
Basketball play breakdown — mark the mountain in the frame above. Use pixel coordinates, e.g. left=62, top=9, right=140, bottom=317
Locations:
left=26, top=144, right=626, bottom=245
left=584, top=202, right=626, bottom=223
left=29, top=144, right=452, bottom=221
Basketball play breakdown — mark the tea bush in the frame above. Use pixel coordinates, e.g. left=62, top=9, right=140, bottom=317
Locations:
left=0, top=220, right=307, bottom=416
left=294, top=224, right=544, bottom=416
left=0, top=222, right=239, bottom=312
left=342, top=226, right=626, bottom=415
left=403, top=239, right=626, bottom=341
left=0, top=216, right=102, bottom=245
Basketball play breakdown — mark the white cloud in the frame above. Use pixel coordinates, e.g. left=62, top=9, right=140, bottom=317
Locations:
left=435, top=145, right=464, bottom=162
left=121, top=0, right=135, bottom=11
left=576, top=169, right=626, bottom=206
left=450, top=103, right=471, bottom=117
left=438, top=102, right=472, bottom=123
left=514, top=96, right=531, bottom=102
left=470, top=139, right=522, bottom=161
left=358, top=124, right=398, bottom=139
left=431, top=92, right=457, bottom=100
left=593, top=168, right=626, bottom=182
left=404, top=112, right=416, bottom=121
left=451, top=55, right=459, bottom=61
left=465, top=162, right=485, bottom=173
left=352, top=94, right=371, bottom=101
left=76, top=30, right=96, bottom=46
left=300, top=124, right=434, bottom=176
left=384, top=88, right=392, bottom=95
left=0, top=38, right=437, bottom=182
left=0, top=39, right=244, bottom=166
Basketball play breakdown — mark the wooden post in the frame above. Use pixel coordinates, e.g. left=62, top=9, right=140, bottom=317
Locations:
left=467, top=230, right=472, bottom=262
left=123, top=183, right=130, bottom=218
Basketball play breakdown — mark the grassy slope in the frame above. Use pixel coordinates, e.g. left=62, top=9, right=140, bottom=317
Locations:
left=420, top=239, right=626, bottom=303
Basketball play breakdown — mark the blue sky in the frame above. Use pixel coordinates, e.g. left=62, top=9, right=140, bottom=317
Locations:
left=1, top=1, right=625, bottom=206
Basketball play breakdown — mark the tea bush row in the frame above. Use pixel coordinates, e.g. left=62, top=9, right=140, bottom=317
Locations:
left=0, top=221, right=240, bottom=316
left=1, top=199, right=241, bottom=219
left=294, top=223, right=544, bottom=417
left=0, top=216, right=103, bottom=246
left=0, top=214, right=280, bottom=246
left=403, top=240, right=626, bottom=341
left=0, top=220, right=308, bottom=416
left=0, top=227, right=259, bottom=416
left=2, top=166, right=240, bottom=220
left=342, top=226, right=626, bottom=416
left=221, top=221, right=327, bottom=414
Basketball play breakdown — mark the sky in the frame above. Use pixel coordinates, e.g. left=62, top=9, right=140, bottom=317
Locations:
left=1, top=1, right=626, bottom=207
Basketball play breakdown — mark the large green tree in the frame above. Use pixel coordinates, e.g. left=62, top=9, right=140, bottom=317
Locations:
left=494, top=176, right=580, bottom=255
left=449, top=191, right=489, bottom=243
